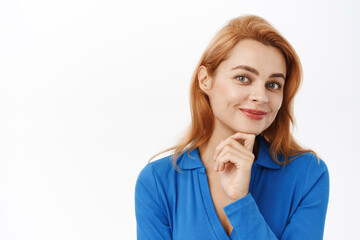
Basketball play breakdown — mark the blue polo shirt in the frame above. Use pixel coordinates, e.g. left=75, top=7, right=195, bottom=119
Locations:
left=135, top=136, right=329, bottom=239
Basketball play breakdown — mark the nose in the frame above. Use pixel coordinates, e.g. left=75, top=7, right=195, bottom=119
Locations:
left=249, top=84, right=269, bottom=103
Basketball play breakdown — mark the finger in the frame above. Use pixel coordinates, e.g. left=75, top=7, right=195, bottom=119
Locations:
left=214, top=135, right=250, bottom=161
left=216, top=147, right=252, bottom=171
left=230, top=132, right=255, bottom=151
left=218, top=151, right=244, bottom=171
left=218, top=150, right=254, bottom=172
left=215, top=144, right=244, bottom=168
left=214, top=148, right=228, bottom=172
left=214, top=140, right=226, bottom=162
left=218, top=152, right=232, bottom=172
left=214, top=135, right=243, bottom=161
left=215, top=146, right=234, bottom=171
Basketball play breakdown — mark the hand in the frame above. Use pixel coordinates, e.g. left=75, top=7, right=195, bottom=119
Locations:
left=213, top=132, right=256, bottom=202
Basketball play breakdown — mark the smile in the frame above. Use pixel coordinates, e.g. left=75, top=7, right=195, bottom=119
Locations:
left=239, top=108, right=267, bottom=120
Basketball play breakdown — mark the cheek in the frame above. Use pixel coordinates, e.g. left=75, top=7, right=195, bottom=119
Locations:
left=211, top=81, right=239, bottom=106
left=275, top=98, right=283, bottom=112
left=268, top=95, right=283, bottom=120
left=271, top=93, right=283, bottom=111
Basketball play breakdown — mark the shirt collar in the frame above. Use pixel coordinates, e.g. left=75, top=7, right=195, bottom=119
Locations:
left=254, top=136, right=281, bottom=170
left=176, top=147, right=205, bottom=170
left=176, top=135, right=281, bottom=171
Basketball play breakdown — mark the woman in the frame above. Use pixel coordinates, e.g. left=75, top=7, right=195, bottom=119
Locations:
left=135, top=15, right=329, bottom=239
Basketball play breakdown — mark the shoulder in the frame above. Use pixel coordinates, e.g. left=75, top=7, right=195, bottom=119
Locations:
left=285, top=152, right=329, bottom=196
left=286, top=152, right=329, bottom=177
left=136, top=155, right=176, bottom=187
left=135, top=154, right=179, bottom=214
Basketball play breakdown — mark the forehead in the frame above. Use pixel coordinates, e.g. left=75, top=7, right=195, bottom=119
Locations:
left=220, top=39, right=287, bottom=76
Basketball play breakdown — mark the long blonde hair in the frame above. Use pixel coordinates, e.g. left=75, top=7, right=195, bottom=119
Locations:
left=150, top=15, right=317, bottom=168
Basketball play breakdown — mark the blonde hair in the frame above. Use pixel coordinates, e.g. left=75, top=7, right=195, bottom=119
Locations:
left=150, top=15, right=318, bottom=168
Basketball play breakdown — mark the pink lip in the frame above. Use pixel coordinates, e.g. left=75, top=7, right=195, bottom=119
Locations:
left=240, top=108, right=267, bottom=120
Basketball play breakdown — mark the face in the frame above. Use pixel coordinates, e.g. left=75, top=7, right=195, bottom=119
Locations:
left=199, top=39, right=286, bottom=136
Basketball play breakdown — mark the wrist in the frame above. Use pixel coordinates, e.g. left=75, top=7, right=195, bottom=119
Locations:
left=227, top=192, right=248, bottom=203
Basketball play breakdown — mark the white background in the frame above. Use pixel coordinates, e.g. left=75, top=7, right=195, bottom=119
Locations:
left=1, top=0, right=359, bottom=239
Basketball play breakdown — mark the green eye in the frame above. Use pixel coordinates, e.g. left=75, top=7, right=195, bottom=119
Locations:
left=236, top=75, right=250, bottom=83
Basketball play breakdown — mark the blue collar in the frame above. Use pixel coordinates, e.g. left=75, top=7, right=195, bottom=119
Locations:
left=176, top=136, right=281, bottom=170
left=254, top=136, right=281, bottom=169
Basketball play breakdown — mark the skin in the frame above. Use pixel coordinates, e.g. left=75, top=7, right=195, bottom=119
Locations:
left=197, top=39, right=287, bottom=235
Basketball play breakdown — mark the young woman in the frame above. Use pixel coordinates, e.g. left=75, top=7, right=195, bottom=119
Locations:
left=135, top=15, right=329, bottom=239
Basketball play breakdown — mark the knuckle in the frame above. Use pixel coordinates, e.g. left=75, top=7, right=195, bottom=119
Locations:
left=223, top=153, right=231, bottom=162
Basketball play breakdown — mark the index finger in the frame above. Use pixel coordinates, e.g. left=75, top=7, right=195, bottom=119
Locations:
left=213, top=132, right=255, bottom=161
left=230, top=132, right=256, bottom=151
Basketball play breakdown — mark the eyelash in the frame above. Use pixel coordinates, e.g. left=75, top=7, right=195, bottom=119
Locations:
left=234, top=75, right=282, bottom=90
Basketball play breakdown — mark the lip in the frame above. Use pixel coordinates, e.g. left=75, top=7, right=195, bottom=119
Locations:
left=240, top=108, right=267, bottom=120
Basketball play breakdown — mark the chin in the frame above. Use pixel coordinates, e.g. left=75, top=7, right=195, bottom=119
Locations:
left=234, top=122, right=270, bottom=136
left=234, top=128, right=263, bottom=136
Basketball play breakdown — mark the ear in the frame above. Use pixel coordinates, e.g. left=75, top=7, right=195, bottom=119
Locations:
left=198, top=66, right=212, bottom=94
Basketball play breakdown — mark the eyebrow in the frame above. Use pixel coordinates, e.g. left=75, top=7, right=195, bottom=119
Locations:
left=231, top=65, right=286, bottom=80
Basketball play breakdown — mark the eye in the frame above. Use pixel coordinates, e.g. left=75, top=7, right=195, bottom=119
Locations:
left=235, top=75, right=250, bottom=83
left=267, top=82, right=282, bottom=90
